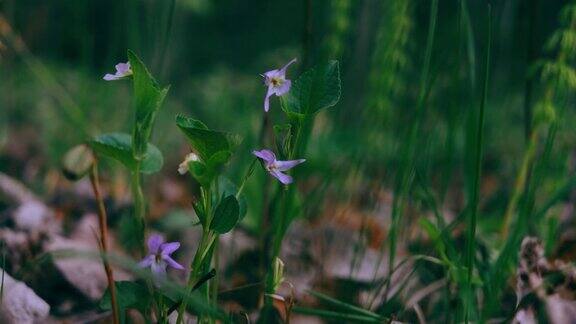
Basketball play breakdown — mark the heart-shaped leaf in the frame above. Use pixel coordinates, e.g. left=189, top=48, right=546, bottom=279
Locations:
left=90, top=132, right=163, bottom=174
left=284, top=60, right=341, bottom=116
left=128, top=50, right=170, bottom=159
left=210, top=195, right=240, bottom=234
left=176, top=114, right=241, bottom=162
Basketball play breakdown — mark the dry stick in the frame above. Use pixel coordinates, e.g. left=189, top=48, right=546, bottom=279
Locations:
left=89, top=163, right=120, bottom=324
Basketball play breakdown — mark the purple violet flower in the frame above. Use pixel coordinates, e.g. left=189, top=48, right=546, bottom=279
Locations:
left=103, top=62, right=132, bottom=81
left=262, top=58, right=297, bottom=112
left=138, top=234, right=184, bottom=282
left=253, top=149, right=305, bottom=185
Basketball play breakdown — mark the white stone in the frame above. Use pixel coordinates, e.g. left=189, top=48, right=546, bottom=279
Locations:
left=0, top=268, right=50, bottom=324
left=13, top=201, right=54, bottom=232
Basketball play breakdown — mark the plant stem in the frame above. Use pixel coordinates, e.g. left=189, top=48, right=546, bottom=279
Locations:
left=131, top=163, right=146, bottom=256
left=89, top=163, right=120, bottom=324
left=463, top=5, right=491, bottom=322
left=236, top=158, right=257, bottom=200
left=500, top=129, right=539, bottom=238
left=373, top=0, right=438, bottom=301
left=177, top=186, right=216, bottom=324
left=158, top=0, right=176, bottom=77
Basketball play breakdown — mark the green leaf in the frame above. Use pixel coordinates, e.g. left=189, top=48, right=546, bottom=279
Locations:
left=210, top=195, right=240, bottom=234
left=118, top=208, right=145, bottom=254
left=188, top=160, right=213, bottom=187
left=100, top=281, right=151, bottom=323
left=207, top=150, right=232, bottom=172
left=128, top=50, right=169, bottom=159
left=176, top=114, right=241, bottom=162
left=214, top=176, right=247, bottom=220
left=284, top=60, right=341, bottom=116
left=90, top=133, right=163, bottom=174
left=273, top=123, right=292, bottom=157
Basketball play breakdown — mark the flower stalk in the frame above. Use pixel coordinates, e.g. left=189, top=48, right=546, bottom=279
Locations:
left=88, top=162, right=120, bottom=324
left=131, top=164, right=147, bottom=256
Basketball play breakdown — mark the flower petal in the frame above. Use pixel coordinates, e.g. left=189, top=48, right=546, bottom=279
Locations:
left=151, top=260, right=167, bottom=284
left=264, top=85, right=275, bottom=112
left=163, top=255, right=185, bottom=270
left=274, top=79, right=291, bottom=96
left=160, top=242, right=181, bottom=255
left=274, top=159, right=305, bottom=171
left=147, top=234, right=164, bottom=254
left=178, top=162, right=188, bottom=175
left=270, top=170, right=293, bottom=185
left=279, top=58, right=297, bottom=75
left=253, top=149, right=276, bottom=164
left=137, top=255, right=155, bottom=268
left=103, top=74, right=120, bottom=81
left=115, top=62, right=130, bottom=74
left=103, top=62, right=132, bottom=81
left=263, top=69, right=281, bottom=81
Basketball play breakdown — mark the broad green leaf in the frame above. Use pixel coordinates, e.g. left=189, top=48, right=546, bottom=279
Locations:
left=210, top=195, right=240, bottom=234
left=176, top=114, right=241, bottom=162
left=90, top=133, right=163, bottom=174
left=285, top=60, right=341, bottom=116
left=128, top=50, right=170, bottom=158
left=213, top=176, right=247, bottom=220
left=100, top=280, right=151, bottom=323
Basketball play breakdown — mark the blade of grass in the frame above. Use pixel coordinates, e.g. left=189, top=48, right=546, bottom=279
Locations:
left=306, top=290, right=381, bottom=319
left=463, top=4, right=491, bottom=322
left=371, top=0, right=439, bottom=299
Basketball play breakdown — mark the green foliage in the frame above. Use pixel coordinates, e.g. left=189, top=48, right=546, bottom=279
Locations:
left=214, top=176, right=247, bottom=220
left=100, top=281, right=151, bottom=323
left=176, top=114, right=241, bottom=163
left=128, top=50, right=170, bottom=159
left=284, top=61, right=341, bottom=117
left=210, top=195, right=240, bottom=234
left=90, top=132, right=164, bottom=174
left=367, top=0, right=413, bottom=117
left=322, top=0, right=352, bottom=59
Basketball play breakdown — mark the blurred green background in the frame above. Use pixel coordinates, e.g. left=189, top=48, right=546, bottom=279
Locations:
left=0, top=0, right=573, bottom=231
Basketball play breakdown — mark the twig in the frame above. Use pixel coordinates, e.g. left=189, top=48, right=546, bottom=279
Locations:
left=89, top=163, right=120, bottom=324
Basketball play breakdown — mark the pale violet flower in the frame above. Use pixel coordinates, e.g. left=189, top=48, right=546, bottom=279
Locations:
left=178, top=152, right=200, bottom=175
left=253, top=149, right=305, bottom=185
left=262, top=58, right=297, bottom=112
left=103, top=62, right=132, bottom=81
left=138, top=234, right=184, bottom=283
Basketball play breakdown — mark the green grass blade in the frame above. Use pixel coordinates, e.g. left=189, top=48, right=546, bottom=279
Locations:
left=463, top=4, right=491, bottom=322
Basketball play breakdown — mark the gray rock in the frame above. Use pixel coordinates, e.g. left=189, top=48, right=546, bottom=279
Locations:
left=0, top=269, right=50, bottom=324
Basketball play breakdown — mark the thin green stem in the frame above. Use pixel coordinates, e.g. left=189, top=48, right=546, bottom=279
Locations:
left=373, top=0, right=438, bottom=300
left=463, top=4, right=491, bottom=322
left=177, top=185, right=216, bottom=324
left=158, top=0, right=176, bottom=76
left=236, top=158, right=257, bottom=200
left=500, top=130, right=539, bottom=238
left=130, top=164, right=146, bottom=256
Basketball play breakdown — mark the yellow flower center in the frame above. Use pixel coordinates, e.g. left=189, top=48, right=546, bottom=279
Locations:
left=271, top=77, right=284, bottom=87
